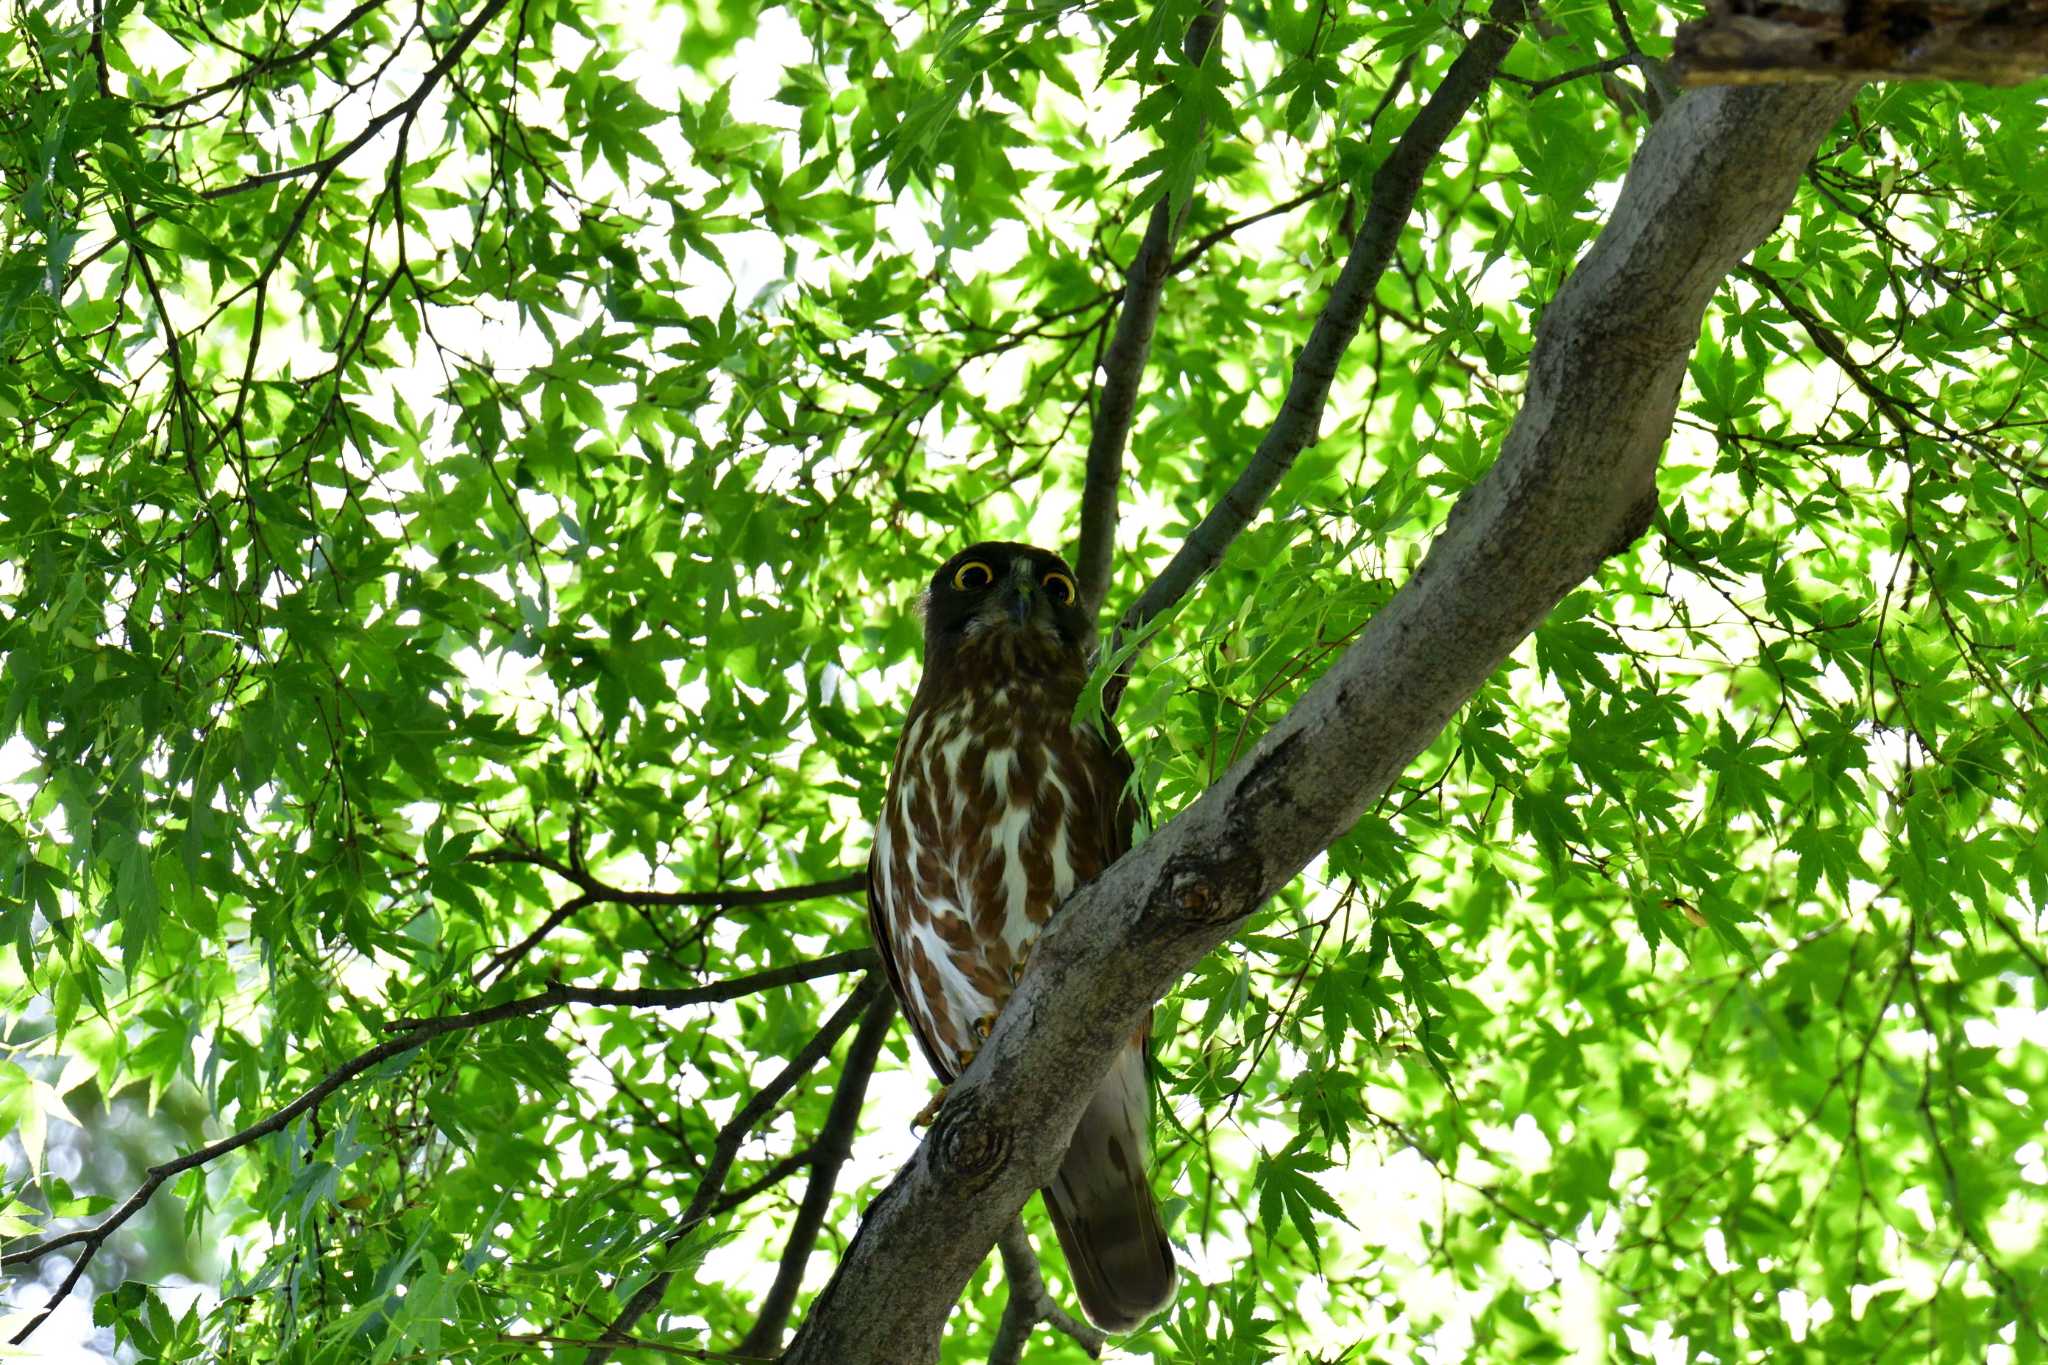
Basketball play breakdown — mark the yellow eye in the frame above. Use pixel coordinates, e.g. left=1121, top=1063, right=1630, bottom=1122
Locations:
left=1042, top=571, right=1077, bottom=606
left=952, top=560, right=995, bottom=591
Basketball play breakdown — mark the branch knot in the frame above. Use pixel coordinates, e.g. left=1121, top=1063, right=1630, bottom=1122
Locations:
left=1158, top=853, right=1258, bottom=930
left=929, top=1103, right=1012, bottom=1188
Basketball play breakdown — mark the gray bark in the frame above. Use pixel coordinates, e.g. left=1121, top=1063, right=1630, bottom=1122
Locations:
left=782, top=80, right=1859, bottom=1365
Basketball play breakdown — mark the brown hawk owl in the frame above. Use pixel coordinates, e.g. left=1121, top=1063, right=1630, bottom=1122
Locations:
left=867, top=541, right=1176, bottom=1332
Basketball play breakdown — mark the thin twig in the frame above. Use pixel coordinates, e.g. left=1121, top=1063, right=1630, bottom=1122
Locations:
left=707, top=1145, right=820, bottom=1218
left=1502, top=53, right=1639, bottom=97
left=1167, top=180, right=1342, bottom=277
left=499, top=1333, right=771, bottom=1361
left=584, top=975, right=886, bottom=1365
left=142, top=0, right=394, bottom=117
left=198, top=0, right=512, bottom=202
left=474, top=851, right=864, bottom=982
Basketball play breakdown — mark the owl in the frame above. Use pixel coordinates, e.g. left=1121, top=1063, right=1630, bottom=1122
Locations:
left=867, top=541, right=1176, bottom=1332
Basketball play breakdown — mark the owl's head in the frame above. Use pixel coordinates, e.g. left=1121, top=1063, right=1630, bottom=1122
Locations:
left=921, top=541, right=1092, bottom=663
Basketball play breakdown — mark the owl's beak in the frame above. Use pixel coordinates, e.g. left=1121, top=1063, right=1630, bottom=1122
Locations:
left=1005, top=560, right=1039, bottom=626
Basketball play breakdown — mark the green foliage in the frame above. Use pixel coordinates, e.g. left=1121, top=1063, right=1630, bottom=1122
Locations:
left=1, top=0, right=2045, bottom=1360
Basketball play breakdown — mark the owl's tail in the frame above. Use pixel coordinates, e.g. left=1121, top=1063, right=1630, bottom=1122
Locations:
left=1042, top=1042, right=1177, bottom=1332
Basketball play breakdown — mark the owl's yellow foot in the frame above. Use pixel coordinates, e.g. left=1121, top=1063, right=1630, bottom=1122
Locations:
left=911, top=1085, right=950, bottom=1129
left=972, top=1011, right=999, bottom=1040
left=1007, top=940, right=1034, bottom=984
left=913, top=1046, right=977, bottom=1129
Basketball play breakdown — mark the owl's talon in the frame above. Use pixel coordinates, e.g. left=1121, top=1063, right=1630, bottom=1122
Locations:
left=1008, top=941, right=1035, bottom=983
left=911, top=1085, right=950, bottom=1129
left=972, top=1012, right=998, bottom=1039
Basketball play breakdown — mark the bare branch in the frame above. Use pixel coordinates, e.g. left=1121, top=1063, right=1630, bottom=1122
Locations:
left=1500, top=53, right=1643, bottom=98
left=708, top=1145, right=822, bottom=1218
left=2, top=951, right=873, bottom=1345
left=736, top=990, right=898, bottom=1357
left=782, top=79, right=1859, bottom=1365
left=585, top=974, right=886, bottom=1365
left=474, top=850, right=865, bottom=981
left=471, top=847, right=864, bottom=912
left=501, top=1334, right=770, bottom=1361
left=988, top=1220, right=1107, bottom=1364
left=474, top=847, right=865, bottom=910
left=1166, top=180, right=1342, bottom=278
left=1113, top=0, right=1531, bottom=670
left=1072, top=1, right=1228, bottom=617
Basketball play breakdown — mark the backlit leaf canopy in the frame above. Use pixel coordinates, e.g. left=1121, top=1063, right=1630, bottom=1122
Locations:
left=2, top=0, right=2045, bottom=1360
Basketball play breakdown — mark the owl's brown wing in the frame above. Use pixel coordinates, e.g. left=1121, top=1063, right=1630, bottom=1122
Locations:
left=865, top=844, right=955, bottom=1082
left=1092, top=709, right=1141, bottom=854
left=1038, top=713, right=1176, bottom=1331
left=1043, top=1041, right=1175, bottom=1331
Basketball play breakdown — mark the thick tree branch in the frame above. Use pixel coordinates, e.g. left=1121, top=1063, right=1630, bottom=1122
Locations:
left=988, top=1221, right=1107, bottom=1364
left=2, top=951, right=872, bottom=1344
left=1072, top=1, right=1227, bottom=617
left=782, top=79, right=1858, bottom=1365
left=586, top=974, right=886, bottom=1365
left=1112, top=0, right=1530, bottom=672
left=735, top=990, right=897, bottom=1357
